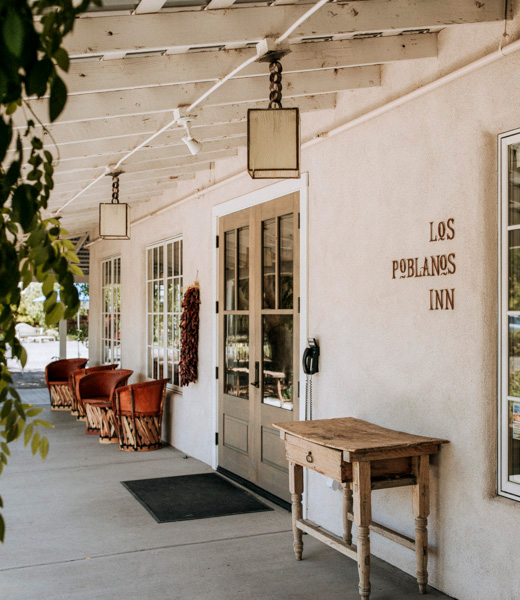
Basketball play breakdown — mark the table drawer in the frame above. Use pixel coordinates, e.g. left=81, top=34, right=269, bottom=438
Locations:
left=286, top=435, right=345, bottom=480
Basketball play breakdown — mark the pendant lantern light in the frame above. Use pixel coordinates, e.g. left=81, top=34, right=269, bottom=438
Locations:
left=247, top=57, right=300, bottom=179
left=99, top=173, right=130, bottom=240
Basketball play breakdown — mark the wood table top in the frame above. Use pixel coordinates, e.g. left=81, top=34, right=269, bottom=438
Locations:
left=273, top=417, right=448, bottom=457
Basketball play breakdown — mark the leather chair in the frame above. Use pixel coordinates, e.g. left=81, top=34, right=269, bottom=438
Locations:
left=115, top=379, right=169, bottom=452
left=45, top=358, right=88, bottom=411
left=78, top=370, right=133, bottom=440
left=69, top=364, right=118, bottom=420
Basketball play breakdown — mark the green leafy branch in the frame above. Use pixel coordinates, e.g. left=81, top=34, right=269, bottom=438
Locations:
left=0, top=0, right=100, bottom=542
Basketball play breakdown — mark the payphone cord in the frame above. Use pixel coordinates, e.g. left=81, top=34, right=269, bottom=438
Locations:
left=305, top=374, right=313, bottom=421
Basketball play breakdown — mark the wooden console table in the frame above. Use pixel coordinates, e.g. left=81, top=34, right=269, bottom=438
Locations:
left=273, top=418, right=448, bottom=600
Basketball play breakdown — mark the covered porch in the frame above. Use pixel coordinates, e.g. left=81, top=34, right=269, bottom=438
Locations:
left=0, top=391, right=453, bottom=599
left=5, top=0, right=520, bottom=598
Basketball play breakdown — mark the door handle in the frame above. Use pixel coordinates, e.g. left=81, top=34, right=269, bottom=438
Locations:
left=250, top=361, right=260, bottom=388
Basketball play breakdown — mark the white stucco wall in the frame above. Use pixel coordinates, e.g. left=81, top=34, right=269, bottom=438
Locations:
left=88, top=16, right=520, bottom=600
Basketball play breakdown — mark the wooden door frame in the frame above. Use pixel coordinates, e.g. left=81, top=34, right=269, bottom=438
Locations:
left=211, top=174, right=309, bottom=478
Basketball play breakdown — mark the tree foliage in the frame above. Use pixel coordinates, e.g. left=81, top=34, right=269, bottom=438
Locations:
left=17, top=282, right=46, bottom=326
left=0, top=0, right=100, bottom=542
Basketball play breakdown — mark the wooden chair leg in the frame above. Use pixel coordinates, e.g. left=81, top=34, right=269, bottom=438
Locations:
left=289, top=461, right=304, bottom=561
left=353, top=461, right=371, bottom=600
left=99, top=407, right=118, bottom=444
left=413, top=455, right=430, bottom=594
left=84, top=403, right=101, bottom=435
left=50, top=384, right=73, bottom=411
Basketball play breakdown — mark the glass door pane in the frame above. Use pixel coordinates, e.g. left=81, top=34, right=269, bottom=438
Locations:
left=262, top=219, right=276, bottom=309
left=225, top=231, right=236, bottom=310
left=224, top=315, right=250, bottom=399
left=238, top=227, right=250, bottom=310
left=262, top=315, right=293, bottom=410
left=279, top=214, right=294, bottom=309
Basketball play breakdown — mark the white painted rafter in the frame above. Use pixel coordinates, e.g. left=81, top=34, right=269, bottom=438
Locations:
left=65, top=1, right=505, bottom=57
left=63, top=34, right=437, bottom=95
left=205, top=0, right=237, bottom=9
left=53, top=173, right=194, bottom=194
left=14, top=95, right=336, bottom=143
left=52, top=137, right=246, bottom=172
left=134, top=0, right=168, bottom=15
left=50, top=152, right=234, bottom=186
left=36, top=123, right=247, bottom=161
left=20, top=67, right=378, bottom=125
left=54, top=180, right=181, bottom=201
left=52, top=149, right=239, bottom=177
left=65, top=186, right=175, bottom=207
left=51, top=162, right=214, bottom=187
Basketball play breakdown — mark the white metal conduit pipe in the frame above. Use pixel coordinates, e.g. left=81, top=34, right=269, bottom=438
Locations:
left=55, top=0, right=332, bottom=216
left=304, top=34, right=520, bottom=149
left=112, top=34, right=520, bottom=235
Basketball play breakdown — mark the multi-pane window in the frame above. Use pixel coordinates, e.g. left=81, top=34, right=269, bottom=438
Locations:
left=146, top=238, right=183, bottom=388
left=499, top=129, right=520, bottom=501
left=101, top=256, right=121, bottom=365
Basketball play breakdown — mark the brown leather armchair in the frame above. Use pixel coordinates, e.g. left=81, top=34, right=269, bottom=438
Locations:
left=115, top=379, right=169, bottom=452
left=78, top=370, right=133, bottom=440
left=69, top=364, right=118, bottom=420
left=45, top=358, right=88, bottom=411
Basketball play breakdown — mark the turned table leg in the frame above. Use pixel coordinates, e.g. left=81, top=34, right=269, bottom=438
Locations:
left=289, top=461, right=304, bottom=560
left=353, top=461, right=371, bottom=600
left=342, top=483, right=353, bottom=546
left=413, top=455, right=430, bottom=594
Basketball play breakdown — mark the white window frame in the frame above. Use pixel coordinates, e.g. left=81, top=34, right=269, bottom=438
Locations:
left=101, top=255, right=121, bottom=365
left=499, top=128, right=520, bottom=501
left=146, top=237, right=183, bottom=390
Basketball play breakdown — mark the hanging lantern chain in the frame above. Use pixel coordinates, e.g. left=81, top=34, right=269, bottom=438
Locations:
left=111, top=174, right=120, bottom=204
left=269, top=60, right=283, bottom=109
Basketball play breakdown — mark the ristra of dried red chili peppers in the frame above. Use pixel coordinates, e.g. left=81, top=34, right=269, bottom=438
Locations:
left=179, top=282, right=200, bottom=386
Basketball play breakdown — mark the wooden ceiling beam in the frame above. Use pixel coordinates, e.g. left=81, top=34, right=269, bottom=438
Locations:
left=205, top=0, right=237, bottom=9
left=20, top=67, right=379, bottom=125
left=52, top=134, right=247, bottom=166
left=63, top=188, right=174, bottom=209
left=53, top=164, right=211, bottom=186
left=35, top=123, right=246, bottom=161
left=50, top=147, right=239, bottom=177
left=56, top=196, right=163, bottom=219
left=53, top=173, right=194, bottom=192
left=14, top=95, right=335, bottom=144
left=134, top=0, right=168, bottom=15
left=52, top=179, right=180, bottom=199
left=65, top=1, right=505, bottom=56
left=64, top=34, right=436, bottom=94
left=50, top=158, right=221, bottom=185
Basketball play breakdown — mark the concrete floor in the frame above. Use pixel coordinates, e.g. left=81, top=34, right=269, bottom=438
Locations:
left=0, top=396, right=454, bottom=600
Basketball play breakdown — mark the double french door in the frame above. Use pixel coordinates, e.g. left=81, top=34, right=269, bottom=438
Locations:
left=218, top=193, right=300, bottom=501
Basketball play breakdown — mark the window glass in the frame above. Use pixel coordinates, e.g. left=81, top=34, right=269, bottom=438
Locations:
left=509, top=145, right=520, bottom=226
left=500, top=133, right=520, bottom=499
left=146, top=239, right=183, bottom=388
left=101, top=256, right=121, bottom=365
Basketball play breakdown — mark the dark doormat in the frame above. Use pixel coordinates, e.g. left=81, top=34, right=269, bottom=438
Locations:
left=121, top=472, right=273, bottom=523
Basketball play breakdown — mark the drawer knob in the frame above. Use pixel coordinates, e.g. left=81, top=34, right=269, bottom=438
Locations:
left=306, top=451, right=313, bottom=463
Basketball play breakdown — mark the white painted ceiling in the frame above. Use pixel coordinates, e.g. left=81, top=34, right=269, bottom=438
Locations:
left=12, top=0, right=507, bottom=235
